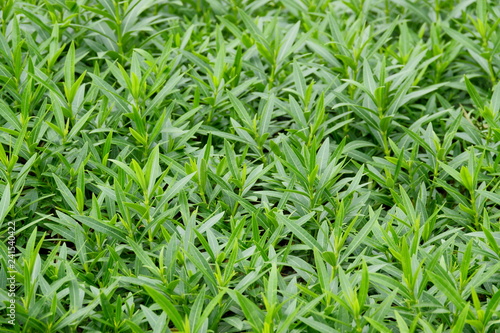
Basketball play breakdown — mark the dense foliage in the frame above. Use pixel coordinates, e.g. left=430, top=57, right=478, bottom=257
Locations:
left=0, top=0, right=500, bottom=332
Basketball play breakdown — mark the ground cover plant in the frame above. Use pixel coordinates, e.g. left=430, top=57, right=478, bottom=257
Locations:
left=0, top=0, right=500, bottom=331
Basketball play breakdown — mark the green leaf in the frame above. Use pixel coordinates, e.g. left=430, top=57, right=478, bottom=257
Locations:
left=464, top=76, right=484, bottom=110
left=0, top=184, right=10, bottom=228
left=228, top=91, right=252, bottom=128
left=276, top=212, right=322, bottom=251
left=428, top=271, right=466, bottom=310
left=0, top=99, right=22, bottom=131
left=53, top=174, right=79, bottom=213
left=340, top=207, right=381, bottom=263
left=143, top=286, right=185, bottom=331
left=74, top=215, right=127, bottom=243
left=64, top=42, right=75, bottom=93
left=88, top=73, right=131, bottom=114
left=442, top=26, right=481, bottom=54
left=451, top=304, right=469, bottom=333
left=227, top=289, right=264, bottom=332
